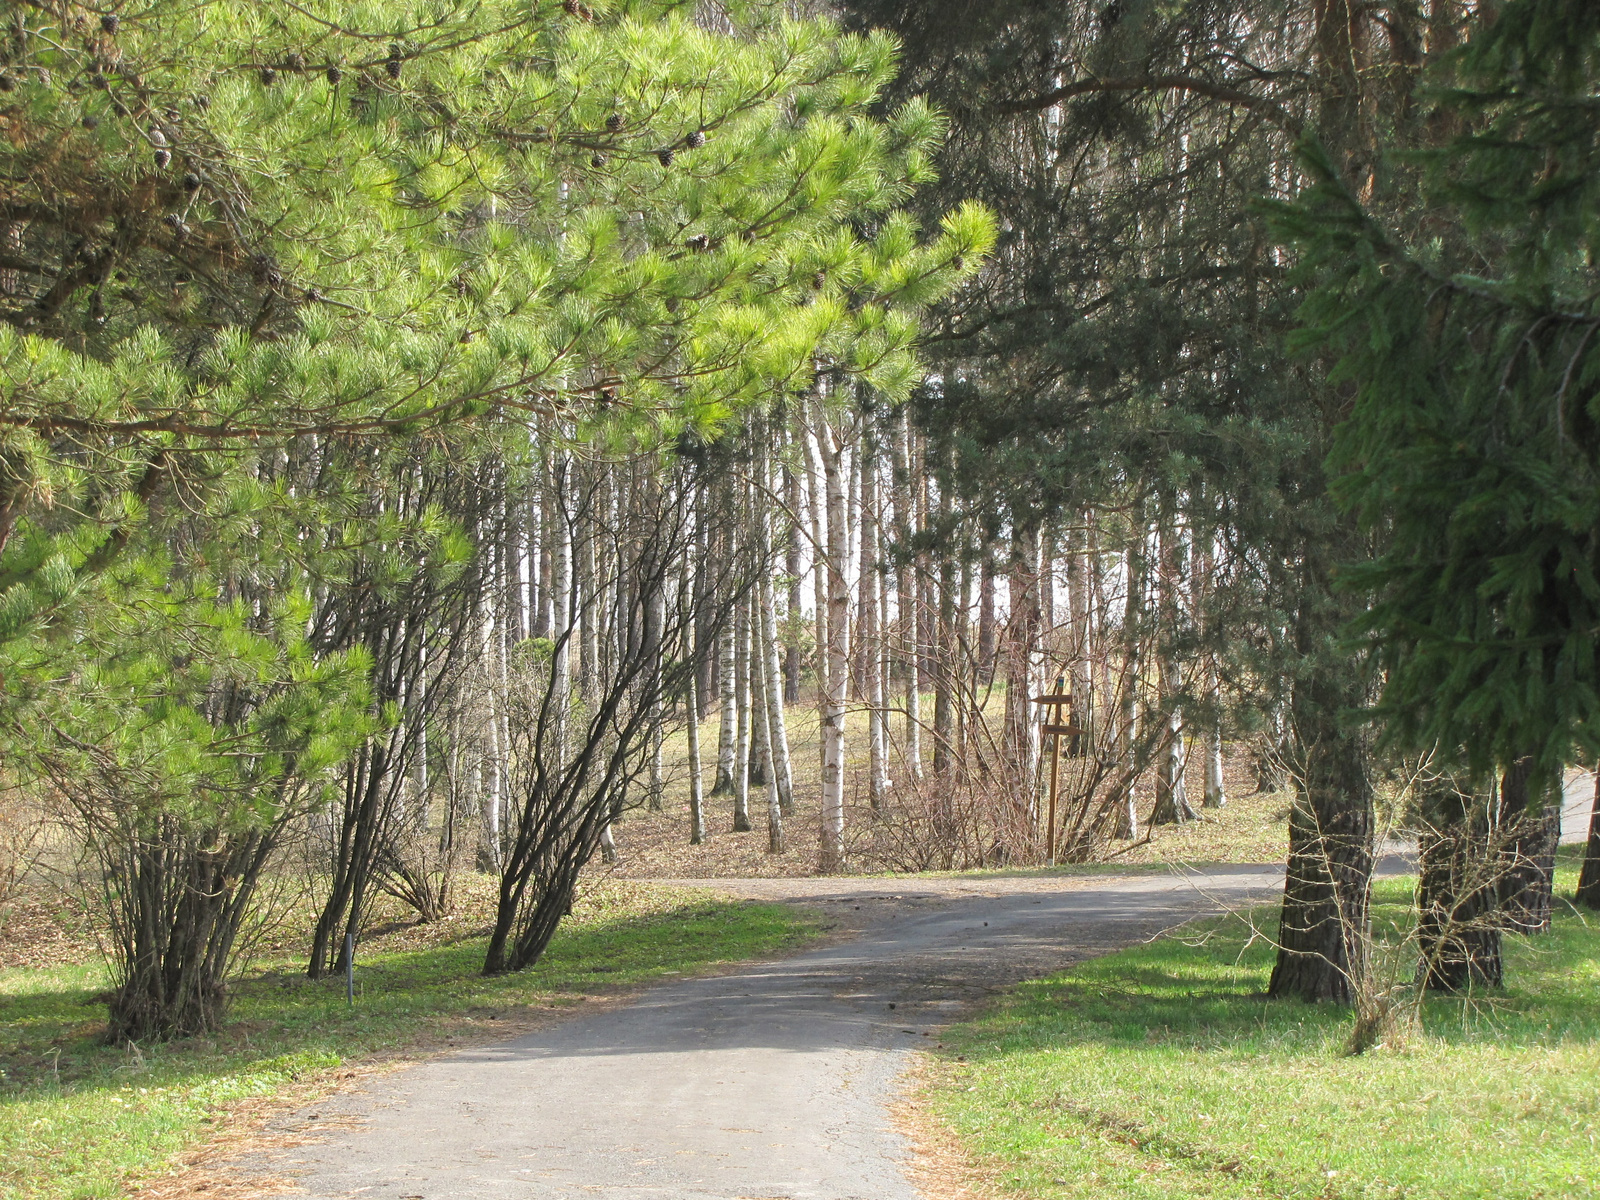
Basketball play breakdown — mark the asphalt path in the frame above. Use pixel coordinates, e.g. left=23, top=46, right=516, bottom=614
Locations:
left=239, top=866, right=1289, bottom=1200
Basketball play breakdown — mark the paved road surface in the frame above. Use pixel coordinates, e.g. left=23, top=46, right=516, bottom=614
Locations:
left=238, top=866, right=1286, bottom=1200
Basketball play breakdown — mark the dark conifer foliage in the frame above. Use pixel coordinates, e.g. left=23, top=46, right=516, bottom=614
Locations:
left=834, top=0, right=1533, bottom=1002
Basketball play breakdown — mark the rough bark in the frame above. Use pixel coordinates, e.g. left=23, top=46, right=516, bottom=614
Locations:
left=1417, top=778, right=1503, bottom=990
left=1497, top=758, right=1559, bottom=935
left=1267, top=569, right=1375, bottom=1004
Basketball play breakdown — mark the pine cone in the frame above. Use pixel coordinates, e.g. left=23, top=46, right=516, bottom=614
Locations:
left=590, top=152, right=607, bottom=168
left=326, top=65, right=342, bottom=85
left=149, top=128, right=168, bottom=148
left=605, top=113, right=624, bottom=132
left=686, top=130, right=706, bottom=149
left=285, top=51, right=306, bottom=73
left=182, top=171, right=201, bottom=191
left=0, top=74, right=13, bottom=93
left=153, top=148, right=170, bottom=168
left=685, top=234, right=709, bottom=252
left=252, top=255, right=283, bottom=287
left=81, top=114, right=100, bottom=130
left=657, top=148, right=674, bottom=167
left=260, top=66, right=277, bottom=86
left=101, top=14, right=120, bottom=34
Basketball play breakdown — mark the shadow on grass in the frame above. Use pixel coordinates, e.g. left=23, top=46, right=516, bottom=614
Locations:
left=0, top=897, right=812, bottom=1105
left=951, top=877, right=1600, bottom=1067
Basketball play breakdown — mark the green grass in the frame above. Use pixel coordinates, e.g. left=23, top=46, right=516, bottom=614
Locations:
left=0, top=884, right=819, bottom=1200
left=928, top=858, right=1599, bottom=1199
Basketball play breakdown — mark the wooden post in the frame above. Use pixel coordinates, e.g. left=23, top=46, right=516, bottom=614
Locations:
left=1036, top=677, right=1082, bottom=867
left=1046, top=727, right=1062, bottom=863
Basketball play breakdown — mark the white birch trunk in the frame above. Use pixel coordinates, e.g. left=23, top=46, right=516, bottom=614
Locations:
left=754, top=437, right=796, bottom=818
left=860, top=437, right=889, bottom=808
left=755, top=608, right=785, bottom=854
left=1066, top=516, right=1094, bottom=751
left=890, top=410, right=922, bottom=779
left=815, top=396, right=850, bottom=871
left=712, top=617, right=737, bottom=796
left=801, top=423, right=830, bottom=703
left=687, top=668, right=707, bottom=844
left=732, top=595, right=753, bottom=833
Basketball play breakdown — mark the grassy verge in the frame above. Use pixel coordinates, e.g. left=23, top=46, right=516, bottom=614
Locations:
left=0, top=881, right=820, bottom=1200
left=926, top=857, right=1599, bottom=1199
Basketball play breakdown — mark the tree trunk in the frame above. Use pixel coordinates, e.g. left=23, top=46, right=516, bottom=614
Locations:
left=1151, top=514, right=1198, bottom=825
left=732, top=596, right=753, bottom=833
left=687, top=668, right=707, bottom=845
left=1203, top=720, right=1226, bottom=809
left=1110, top=532, right=1144, bottom=835
left=711, top=619, right=737, bottom=796
left=1417, top=778, right=1503, bottom=990
left=755, top=603, right=785, bottom=854
left=1066, top=517, right=1093, bottom=754
left=1002, top=523, right=1041, bottom=790
left=1151, top=709, right=1195, bottom=824
left=1498, top=758, right=1559, bottom=935
left=891, top=407, right=923, bottom=780
left=816, top=397, right=851, bottom=871
left=755, top=432, right=795, bottom=818
left=783, top=456, right=804, bottom=704
left=860, top=436, right=889, bottom=808
left=1268, top=567, right=1374, bottom=1004
left=932, top=496, right=958, bottom=775
left=978, top=549, right=997, bottom=682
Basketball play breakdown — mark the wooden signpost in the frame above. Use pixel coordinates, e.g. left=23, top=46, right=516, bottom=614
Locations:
left=1034, top=677, right=1083, bottom=864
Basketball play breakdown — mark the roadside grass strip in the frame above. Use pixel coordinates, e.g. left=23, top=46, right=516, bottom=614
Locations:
left=0, top=885, right=818, bottom=1200
left=928, top=865, right=1599, bottom=1200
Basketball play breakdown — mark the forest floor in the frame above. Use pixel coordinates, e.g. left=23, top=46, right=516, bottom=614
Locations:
left=0, top=880, right=821, bottom=1200
left=607, top=699, right=1285, bottom=878
left=915, top=850, right=1599, bottom=1200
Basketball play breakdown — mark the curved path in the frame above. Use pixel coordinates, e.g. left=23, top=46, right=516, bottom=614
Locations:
left=242, top=866, right=1286, bottom=1200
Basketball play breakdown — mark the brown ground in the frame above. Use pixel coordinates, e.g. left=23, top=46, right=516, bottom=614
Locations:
left=607, top=700, right=1282, bottom=878
left=0, top=702, right=1285, bottom=968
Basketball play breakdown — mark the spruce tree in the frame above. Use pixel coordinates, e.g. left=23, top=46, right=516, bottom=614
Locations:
left=1280, top=0, right=1600, bottom=907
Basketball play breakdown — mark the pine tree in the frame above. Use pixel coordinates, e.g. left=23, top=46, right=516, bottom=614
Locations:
left=0, top=0, right=989, bottom=1037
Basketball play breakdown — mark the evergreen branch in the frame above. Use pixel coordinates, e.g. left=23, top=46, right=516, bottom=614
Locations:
left=995, top=75, right=1304, bottom=138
